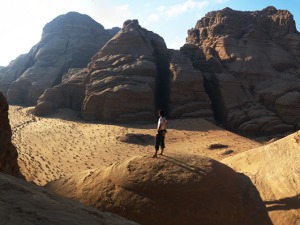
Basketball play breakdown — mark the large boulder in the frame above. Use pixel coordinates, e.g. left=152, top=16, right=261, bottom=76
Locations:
left=0, top=91, right=21, bottom=177
left=46, top=154, right=272, bottom=225
left=0, top=12, right=114, bottom=105
left=0, top=173, right=138, bottom=225
left=181, top=6, right=300, bottom=135
left=222, top=131, right=300, bottom=225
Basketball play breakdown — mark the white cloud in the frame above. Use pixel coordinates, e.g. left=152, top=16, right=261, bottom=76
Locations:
left=214, top=0, right=229, bottom=3
left=148, top=13, right=160, bottom=22
left=157, top=6, right=166, bottom=12
left=168, top=39, right=185, bottom=49
left=115, top=4, right=129, bottom=13
left=91, top=2, right=134, bottom=28
left=166, top=0, right=210, bottom=18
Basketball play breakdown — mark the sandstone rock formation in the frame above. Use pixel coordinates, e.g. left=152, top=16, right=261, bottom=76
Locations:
left=169, top=49, right=213, bottom=119
left=35, top=68, right=87, bottom=116
left=82, top=19, right=170, bottom=122
left=0, top=91, right=21, bottom=176
left=0, top=173, right=138, bottom=225
left=46, top=154, right=272, bottom=225
left=222, top=131, right=300, bottom=225
left=107, top=27, right=121, bottom=36
left=181, top=6, right=300, bottom=135
left=0, top=12, right=114, bottom=105
left=34, top=20, right=213, bottom=122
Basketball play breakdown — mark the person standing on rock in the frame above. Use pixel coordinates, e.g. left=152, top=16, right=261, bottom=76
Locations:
left=153, top=110, right=168, bottom=158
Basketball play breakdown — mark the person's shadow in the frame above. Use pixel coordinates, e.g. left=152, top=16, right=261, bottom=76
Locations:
left=265, top=195, right=300, bottom=211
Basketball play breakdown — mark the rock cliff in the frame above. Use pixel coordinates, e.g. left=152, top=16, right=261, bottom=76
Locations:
left=35, top=68, right=87, bottom=116
left=181, top=6, right=300, bottom=135
left=0, top=92, right=21, bottom=176
left=7, top=7, right=300, bottom=134
left=34, top=20, right=213, bottom=122
left=46, top=154, right=272, bottom=225
left=0, top=12, right=114, bottom=105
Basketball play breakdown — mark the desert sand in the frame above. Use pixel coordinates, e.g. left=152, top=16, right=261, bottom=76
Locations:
left=0, top=173, right=138, bottom=225
left=46, top=154, right=272, bottom=225
left=9, top=105, right=262, bottom=186
left=222, top=131, right=300, bottom=225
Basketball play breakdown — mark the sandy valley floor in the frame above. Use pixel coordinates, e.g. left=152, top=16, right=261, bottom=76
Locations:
left=9, top=105, right=262, bottom=186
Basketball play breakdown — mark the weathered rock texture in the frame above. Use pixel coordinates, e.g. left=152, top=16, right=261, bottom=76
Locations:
left=222, top=131, right=300, bottom=225
left=0, top=12, right=114, bottom=105
left=34, top=20, right=213, bottom=122
left=0, top=92, right=21, bottom=176
left=169, top=50, right=213, bottom=119
left=181, top=6, right=300, bottom=135
left=46, top=154, right=272, bottom=225
left=80, top=19, right=164, bottom=122
left=35, top=68, right=87, bottom=116
left=0, top=173, right=138, bottom=225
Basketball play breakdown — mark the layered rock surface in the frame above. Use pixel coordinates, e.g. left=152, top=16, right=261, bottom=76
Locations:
left=34, top=20, right=213, bottom=122
left=82, top=19, right=165, bottom=122
left=222, top=131, right=300, bottom=225
left=181, top=6, right=300, bottom=135
left=169, top=50, right=213, bottom=119
left=0, top=173, right=138, bottom=225
left=46, top=154, right=272, bottom=225
left=35, top=68, right=87, bottom=116
left=0, top=92, right=21, bottom=176
left=0, top=12, right=113, bottom=105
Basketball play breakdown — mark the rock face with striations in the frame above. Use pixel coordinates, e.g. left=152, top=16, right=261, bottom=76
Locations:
left=82, top=19, right=169, bottom=122
left=181, top=6, right=300, bottom=135
left=46, top=154, right=272, bottom=225
left=34, top=20, right=213, bottom=122
left=35, top=68, right=87, bottom=116
left=169, top=50, right=213, bottom=119
left=0, top=12, right=114, bottom=105
left=0, top=92, right=21, bottom=177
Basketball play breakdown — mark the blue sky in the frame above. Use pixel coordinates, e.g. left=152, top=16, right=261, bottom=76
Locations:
left=0, top=0, right=299, bottom=66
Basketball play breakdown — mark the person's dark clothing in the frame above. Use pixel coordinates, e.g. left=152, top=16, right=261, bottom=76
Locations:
left=155, top=129, right=166, bottom=150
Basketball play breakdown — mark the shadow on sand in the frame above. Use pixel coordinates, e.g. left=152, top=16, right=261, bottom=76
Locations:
left=265, top=195, right=300, bottom=211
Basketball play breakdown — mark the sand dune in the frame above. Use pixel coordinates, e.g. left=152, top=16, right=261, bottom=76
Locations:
left=46, top=154, right=272, bottom=225
left=0, top=173, right=138, bottom=225
left=9, top=105, right=262, bottom=186
left=222, top=131, right=300, bottom=225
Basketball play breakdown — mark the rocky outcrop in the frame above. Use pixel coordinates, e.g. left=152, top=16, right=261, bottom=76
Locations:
left=0, top=92, right=21, bottom=176
left=46, top=154, right=272, bottom=225
left=0, top=54, right=33, bottom=98
left=34, top=68, right=87, bottom=116
left=169, top=50, right=213, bottom=119
left=181, top=6, right=300, bottom=135
left=82, top=19, right=169, bottom=122
left=222, top=131, right=300, bottom=225
left=0, top=173, right=138, bottom=225
left=0, top=12, right=113, bottom=105
left=107, top=27, right=121, bottom=37
left=34, top=20, right=214, bottom=122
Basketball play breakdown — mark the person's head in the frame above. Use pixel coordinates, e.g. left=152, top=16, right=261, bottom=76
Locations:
left=158, top=110, right=165, bottom=117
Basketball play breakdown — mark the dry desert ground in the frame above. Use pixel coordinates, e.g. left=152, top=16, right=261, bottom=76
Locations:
left=9, top=105, right=263, bottom=186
